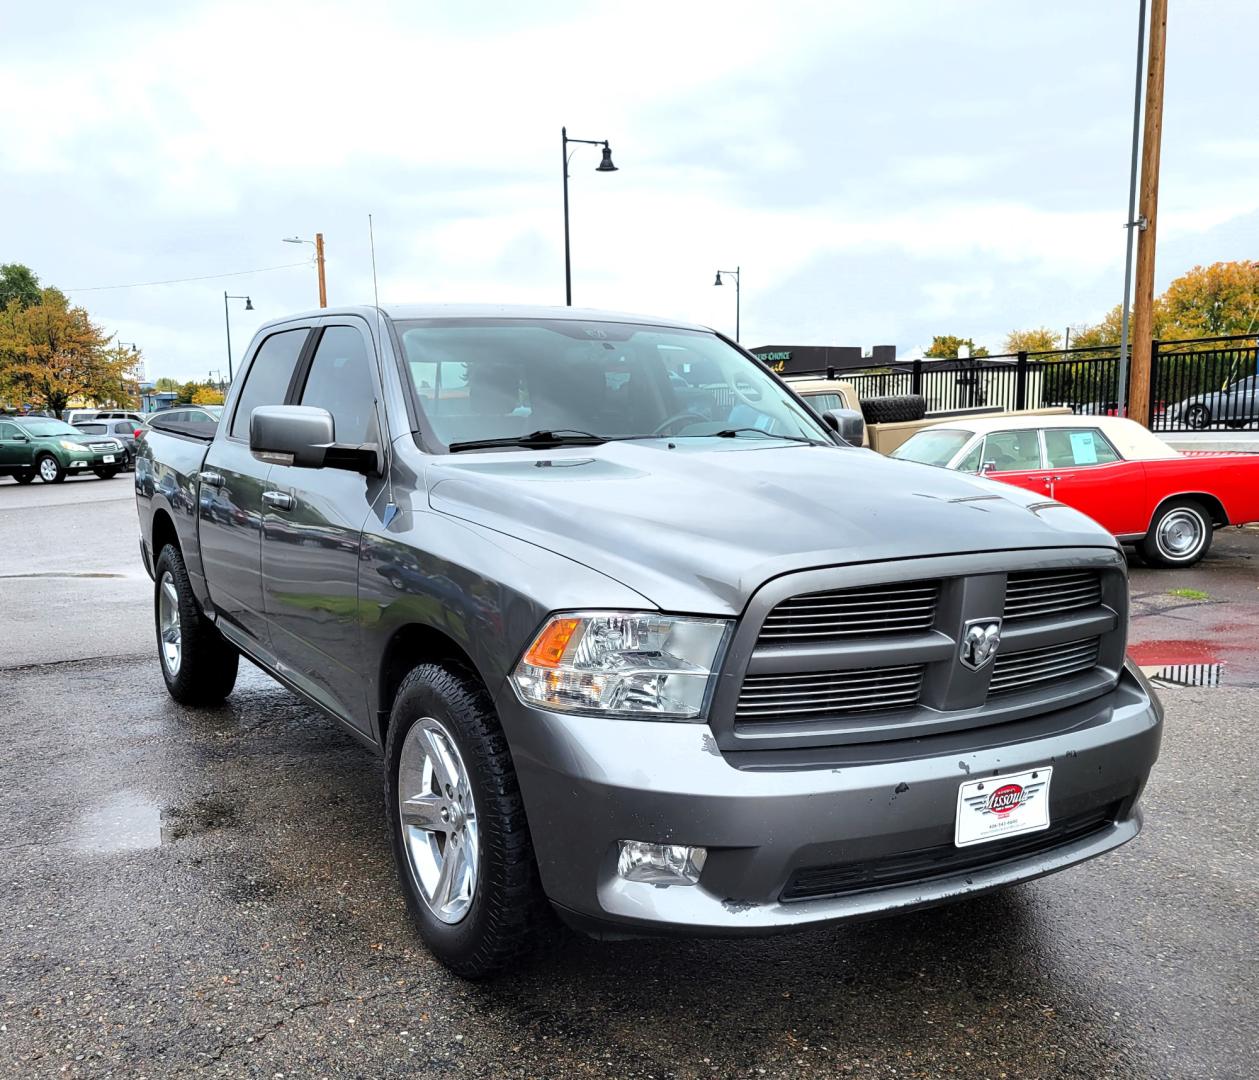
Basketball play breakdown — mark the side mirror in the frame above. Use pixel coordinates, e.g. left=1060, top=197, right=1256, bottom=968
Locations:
left=250, top=405, right=381, bottom=474
left=981, top=460, right=997, bottom=474
left=822, top=408, right=865, bottom=446
left=251, top=405, right=333, bottom=468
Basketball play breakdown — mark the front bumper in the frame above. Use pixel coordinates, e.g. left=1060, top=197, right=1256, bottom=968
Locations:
left=64, top=449, right=124, bottom=470
left=497, top=664, right=1162, bottom=937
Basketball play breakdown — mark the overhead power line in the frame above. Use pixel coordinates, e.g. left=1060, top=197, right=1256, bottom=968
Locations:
left=66, top=261, right=312, bottom=293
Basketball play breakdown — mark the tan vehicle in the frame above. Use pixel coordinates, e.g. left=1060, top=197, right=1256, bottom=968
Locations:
left=785, top=375, right=1070, bottom=454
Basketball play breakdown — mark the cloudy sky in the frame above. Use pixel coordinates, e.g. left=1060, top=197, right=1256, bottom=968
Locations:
left=3, top=0, right=1257, bottom=380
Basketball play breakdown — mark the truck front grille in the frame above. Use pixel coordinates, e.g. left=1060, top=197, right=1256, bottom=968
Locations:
left=716, top=552, right=1126, bottom=752
left=1003, top=569, right=1101, bottom=622
left=989, top=638, right=1101, bottom=696
left=758, top=581, right=940, bottom=644
left=736, top=664, right=925, bottom=724
left=780, top=801, right=1121, bottom=902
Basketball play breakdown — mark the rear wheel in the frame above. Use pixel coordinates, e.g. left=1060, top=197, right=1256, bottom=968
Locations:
left=94, top=467, right=120, bottom=479
left=12, top=470, right=35, bottom=485
left=36, top=454, right=65, bottom=483
left=1184, top=404, right=1211, bottom=430
left=385, top=663, right=553, bottom=978
left=154, top=544, right=239, bottom=704
left=1140, top=499, right=1214, bottom=568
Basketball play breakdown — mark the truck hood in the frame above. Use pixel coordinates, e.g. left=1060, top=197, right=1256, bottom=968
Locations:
left=425, top=440, right=1116, bottom=615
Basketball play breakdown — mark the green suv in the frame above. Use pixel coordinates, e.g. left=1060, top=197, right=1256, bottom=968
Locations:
left=0, top=416, right=128, bottom=484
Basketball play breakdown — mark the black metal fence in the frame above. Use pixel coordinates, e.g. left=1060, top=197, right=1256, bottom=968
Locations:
left=786, top=333, right=1258, bottom=433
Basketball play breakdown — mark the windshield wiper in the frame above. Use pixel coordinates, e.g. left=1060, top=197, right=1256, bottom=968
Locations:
left=707, top=427, right=826, bottom=445
left=447, top=429, right=608, bottom=453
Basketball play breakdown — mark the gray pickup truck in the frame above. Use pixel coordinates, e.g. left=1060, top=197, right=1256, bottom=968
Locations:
left=136, top=304, right=1162, bottom=978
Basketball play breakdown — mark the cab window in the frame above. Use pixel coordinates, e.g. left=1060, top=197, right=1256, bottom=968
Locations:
left=980, top=430, right=1042, bottom=472
left=802, top=392, right=844, bottom=414
left=298, top=326, right=379, bottom=445
left=1043, top=427, right=1120, bottom=468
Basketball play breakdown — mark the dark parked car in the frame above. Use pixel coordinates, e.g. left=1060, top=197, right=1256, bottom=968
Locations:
left=1172, top=373, right=1259, bottom=429
left=74, top=418, right=147, bottom=468
left=137, top=304, right=1163, bottom=978
left=1, top=415, right=126, bottom=482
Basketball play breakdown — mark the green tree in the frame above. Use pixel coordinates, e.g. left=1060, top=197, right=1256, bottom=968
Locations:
left=1003, top=327, right=1062, bottom=355
left=0, top=264, right=43, bottom=310
left=924, top=335, right=990, bottom=359
left=0, top=289, right=138, bottom=414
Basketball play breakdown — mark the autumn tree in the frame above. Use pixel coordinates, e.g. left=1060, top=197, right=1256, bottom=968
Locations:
left=191, top=385, right=225, bottom=405
left=0, top=289, right=140, bottom=414
left=1161, top=261, right=1259, bottom=337
left=924, top=335, right=989, bottom=359
left=1003, top=327, right=1062, bottom=355
left=0, top=263, right=42, bottom=310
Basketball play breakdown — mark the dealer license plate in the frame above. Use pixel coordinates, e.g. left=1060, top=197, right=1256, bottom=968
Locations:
left=955, top=767, right=1052, bottom=848
left=103, top=455, right=115, bottom=463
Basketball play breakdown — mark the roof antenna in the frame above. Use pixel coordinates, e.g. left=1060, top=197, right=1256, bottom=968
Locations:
left=370, top=212, right=399, bottom=528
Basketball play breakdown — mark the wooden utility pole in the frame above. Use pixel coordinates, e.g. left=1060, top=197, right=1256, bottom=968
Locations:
left=1128, top=0, right=1167, bottom=427
left=315, top=232, right=328, bottom=307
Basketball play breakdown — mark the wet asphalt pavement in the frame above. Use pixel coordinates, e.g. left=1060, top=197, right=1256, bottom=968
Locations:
left=2, top=479, right=1258, bottom=1078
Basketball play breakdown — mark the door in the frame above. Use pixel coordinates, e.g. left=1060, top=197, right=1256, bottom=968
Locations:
left=0, top=422, right=35, bottom=472
left=1037, top=427, right=1145, bottom=535
left=261, top=322, right=387, bottom=732
left=975, top=428, right=1046, bottom=497
left=198, top=327, right=310, bottom=647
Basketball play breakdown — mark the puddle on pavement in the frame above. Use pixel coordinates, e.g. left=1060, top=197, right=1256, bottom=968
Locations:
left=1148, top=662, right=1224, bottom=688
left=74, top=792, right=163, bottom=853
left=72, top=792, right=239, bottom=852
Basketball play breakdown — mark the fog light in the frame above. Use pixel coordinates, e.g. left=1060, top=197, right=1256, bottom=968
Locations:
left=616, top=840, right=707, bottom=885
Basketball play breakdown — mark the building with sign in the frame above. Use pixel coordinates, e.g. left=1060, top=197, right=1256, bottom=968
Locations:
left=749, top=344, right=897, bottom=375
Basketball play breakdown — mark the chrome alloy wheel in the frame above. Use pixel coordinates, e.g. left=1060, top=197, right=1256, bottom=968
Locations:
left=397, top=717, right=479, bottom=924
left=158, top=570, right=182, bottom=676
left=38, top=457, right=59, bottom=482
left=1156, top=508, right=1206, bottom=560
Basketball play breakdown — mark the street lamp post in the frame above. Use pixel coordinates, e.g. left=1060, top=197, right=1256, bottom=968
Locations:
left=561, top=127, right=618, bottom=306
left=223, top=293, right=254, bottom=383
left=282, top=233, right=327, bottom=307
left=713, top=267, right=741, bottom=342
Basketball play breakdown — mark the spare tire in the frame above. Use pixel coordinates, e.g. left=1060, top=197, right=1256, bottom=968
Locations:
left=860, top=394, right=927, bottom=424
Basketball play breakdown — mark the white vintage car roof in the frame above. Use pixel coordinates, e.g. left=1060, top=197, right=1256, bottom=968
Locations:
left=922, top=413, right=1181, bottom=461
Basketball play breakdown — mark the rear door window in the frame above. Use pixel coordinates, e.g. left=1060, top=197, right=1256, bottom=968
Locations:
left=76, top=424, right=107, bottom=434
left=1043, top=427, right=1121, bottom=467
left=230, top=329, right=309, bottom=440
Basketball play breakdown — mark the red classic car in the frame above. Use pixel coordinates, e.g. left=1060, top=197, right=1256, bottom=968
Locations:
left=890, top=415, right=1259, bottom=567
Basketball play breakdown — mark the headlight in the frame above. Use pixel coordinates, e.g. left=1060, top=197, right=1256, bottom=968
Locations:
left=59, top=439, right=88, bottom=451
left=512, top=611, right=730, bottom=719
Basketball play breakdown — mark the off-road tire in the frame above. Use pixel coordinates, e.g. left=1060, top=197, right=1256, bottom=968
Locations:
left=860, top=394, right=927, bottom=425
left=153, top=544, right=239, bottom=704
left=385, top=663, right=555, bottom=978
left=36, top=454, right=66, bottom=483
left=1140, top=499, right=1214, bottom=568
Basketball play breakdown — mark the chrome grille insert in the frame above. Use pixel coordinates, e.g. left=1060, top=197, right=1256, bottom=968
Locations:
left=736, top=664, right=925, bottom=723
left=759, top=581, right=940, bottom=644
left=989, top=638, right=1101, bottom=695
left=1004, top=570, right=1102, bottom=622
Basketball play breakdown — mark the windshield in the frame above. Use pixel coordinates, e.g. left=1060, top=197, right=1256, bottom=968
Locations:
left=890, top=428, right=973, bottom=467
left=202, top=405, right=224, bottom=417
left=17, top=418, right=78, bottom=437
left=393, top=319, right=830, bottom=449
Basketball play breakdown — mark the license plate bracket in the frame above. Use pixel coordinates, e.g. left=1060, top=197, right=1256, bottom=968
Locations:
left=955, top=767, right=1052, bottom=848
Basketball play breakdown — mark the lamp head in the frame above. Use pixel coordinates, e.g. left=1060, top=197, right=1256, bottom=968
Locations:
left=596, top=144, right=618, bottom=172
left=713, top=272, right=723, bottom=287
left=244, top=297, right=254, bottom=311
